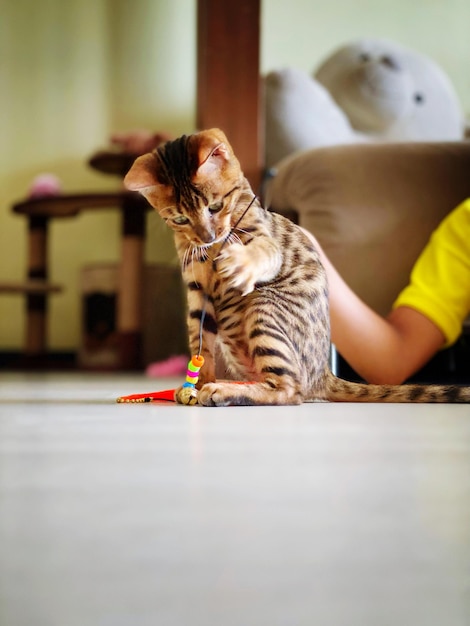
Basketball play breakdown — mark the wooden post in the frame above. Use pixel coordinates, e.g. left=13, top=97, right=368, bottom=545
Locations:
left=197, top=0, right=262, bottom=192
left=117, top=194, right=147, bottom=369
left=25, top=216, right=49, bottom=356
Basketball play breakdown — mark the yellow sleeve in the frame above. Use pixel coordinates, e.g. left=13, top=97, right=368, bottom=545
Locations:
left=393, top=199, right=470, bottom=347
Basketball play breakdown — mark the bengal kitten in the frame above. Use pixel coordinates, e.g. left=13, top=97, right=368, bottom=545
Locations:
left=124, top=128, right=470, bottom=406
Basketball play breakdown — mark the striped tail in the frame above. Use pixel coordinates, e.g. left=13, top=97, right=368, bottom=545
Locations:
left=324, top=373, right=470, bottom=403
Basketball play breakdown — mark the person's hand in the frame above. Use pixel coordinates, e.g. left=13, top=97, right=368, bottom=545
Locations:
left=110, top=130, right=174, bottom=154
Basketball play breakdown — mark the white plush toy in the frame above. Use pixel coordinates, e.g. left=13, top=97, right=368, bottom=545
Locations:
left=264, top=68, right=360, bottom=169
left=264, top=38, right=465, bottom=169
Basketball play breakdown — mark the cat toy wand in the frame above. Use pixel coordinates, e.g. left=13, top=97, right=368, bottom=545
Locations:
left=117, top=294, right=208, bottom=405
left=116, top=195, right=258, bottom=406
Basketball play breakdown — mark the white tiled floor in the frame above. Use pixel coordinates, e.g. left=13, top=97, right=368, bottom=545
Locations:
left=0, top=372, right=469, bottom=626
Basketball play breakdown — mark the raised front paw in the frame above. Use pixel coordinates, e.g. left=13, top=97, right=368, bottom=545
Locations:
left=216, top=244, right=259, bottom=296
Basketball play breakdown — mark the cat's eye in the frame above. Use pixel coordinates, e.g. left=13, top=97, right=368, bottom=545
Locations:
left=208, top=202, right=223, bottom=214
left=173, top=215, right=189, bottom=225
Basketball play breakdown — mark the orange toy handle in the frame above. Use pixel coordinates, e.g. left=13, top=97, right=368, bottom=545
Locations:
left=116, top=388, right=177, bottom=403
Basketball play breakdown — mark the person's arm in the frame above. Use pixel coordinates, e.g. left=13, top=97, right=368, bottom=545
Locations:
left=302, top=229, right=446, bottom=384
left=324, top=250, right=445, bottom=383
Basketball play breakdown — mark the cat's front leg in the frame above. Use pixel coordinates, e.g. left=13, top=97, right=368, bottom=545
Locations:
left=216, top=239, right=282, bottom=296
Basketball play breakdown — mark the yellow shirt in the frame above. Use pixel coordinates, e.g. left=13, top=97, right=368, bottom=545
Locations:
left=393, top=199, right=470, bottom=347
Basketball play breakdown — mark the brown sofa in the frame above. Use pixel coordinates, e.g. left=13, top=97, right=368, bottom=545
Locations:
left=268, top=141, right=470, bottom=381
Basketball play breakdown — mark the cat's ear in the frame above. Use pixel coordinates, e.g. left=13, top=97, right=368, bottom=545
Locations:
left=195, top=130, right=231, bottom=176
left=124, top=153, right=159, bottom=191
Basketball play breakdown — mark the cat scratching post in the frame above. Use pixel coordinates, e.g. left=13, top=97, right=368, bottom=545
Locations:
left=25, top=215, right=50, bottom=356
left=117, top=197, right=146, bottom=369
left=0, top=212, right=62, bottom=362
left=12, top=192, right=149, bottom=369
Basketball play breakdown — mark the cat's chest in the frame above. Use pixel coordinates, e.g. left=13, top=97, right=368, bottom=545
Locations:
left=177, top=238, right=225, bottom=292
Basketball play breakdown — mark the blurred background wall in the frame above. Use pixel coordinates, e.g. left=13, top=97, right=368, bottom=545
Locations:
left=1, top=0, right=469, bottom=353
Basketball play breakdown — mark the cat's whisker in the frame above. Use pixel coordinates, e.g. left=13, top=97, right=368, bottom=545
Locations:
left=182, top=245, right=192, bottom=270
left=195, top=245, right=208, bottom=262
left=190, top=246, right=199, bottom=283
left=226, top=231, right=243, bottom=247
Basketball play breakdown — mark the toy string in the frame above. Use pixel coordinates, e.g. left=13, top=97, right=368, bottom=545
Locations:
left=198, top=299, right=207, bottom=357
left=197, top=195, right=258, bottom=357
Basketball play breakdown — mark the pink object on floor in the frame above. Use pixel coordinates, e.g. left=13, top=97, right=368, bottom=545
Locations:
left=145, top=355, right=189, bottom=377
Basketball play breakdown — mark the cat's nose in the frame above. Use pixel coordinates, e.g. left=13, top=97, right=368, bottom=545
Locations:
left=196, top=225, right=216, bottom=244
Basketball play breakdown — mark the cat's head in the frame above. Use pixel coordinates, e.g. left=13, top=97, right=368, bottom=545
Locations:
left=124, top=128, right=242, bottom=246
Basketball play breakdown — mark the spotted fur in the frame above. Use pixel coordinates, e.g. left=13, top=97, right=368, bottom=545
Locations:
left=125, top=129, right=470, bottom=406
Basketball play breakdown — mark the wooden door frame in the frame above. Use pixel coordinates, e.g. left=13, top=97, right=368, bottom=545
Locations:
left=196, top=0, right=262, bottom=191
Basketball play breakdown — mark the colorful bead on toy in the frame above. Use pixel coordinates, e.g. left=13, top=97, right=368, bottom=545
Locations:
left=183, top=354, right=204, bottom=388
left=175, top=355, right=205, bottom=405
